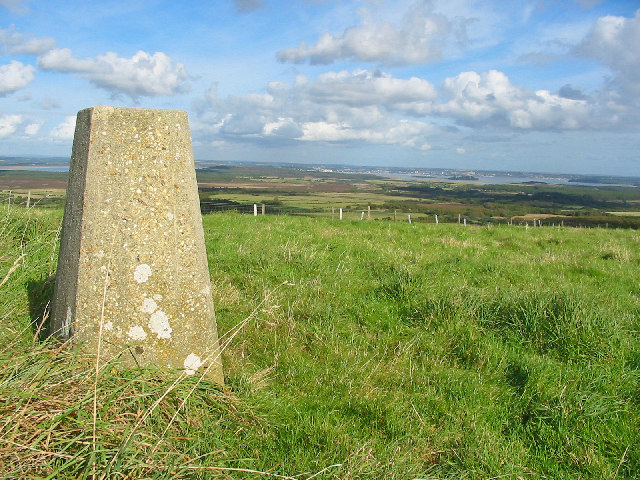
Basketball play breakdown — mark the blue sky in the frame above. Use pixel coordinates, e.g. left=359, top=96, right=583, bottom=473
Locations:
left=1, top=0, right=639, bottom=175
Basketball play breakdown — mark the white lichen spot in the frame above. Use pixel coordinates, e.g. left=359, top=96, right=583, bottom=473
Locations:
left=183, top=353, right=203, bottom=375
left=127, top=325, right=147, bottom=341
left=153, top=294, right=163, bottom=301
left=103, top=321, right=113, bottom=331
left=167, top=212, right=174, bottom=221
left=141, top=297, right=158, bottom=314
left=133, top=264, right=152, bottom=283
left=149, top=310, right=172, bottom=339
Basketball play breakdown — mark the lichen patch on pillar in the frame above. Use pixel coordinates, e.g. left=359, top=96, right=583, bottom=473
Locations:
left=183, top=353, right=203, bottom=375
left=148, top=310, right=172, bottom=339
left=134, top=264, right=152, bottom=283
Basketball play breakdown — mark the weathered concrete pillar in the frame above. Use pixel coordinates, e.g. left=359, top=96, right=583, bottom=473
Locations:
left=50, top=106, right=223, bottom=383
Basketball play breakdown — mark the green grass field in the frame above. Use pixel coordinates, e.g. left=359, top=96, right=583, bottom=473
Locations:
left=1, top=206, right=639, bottom=478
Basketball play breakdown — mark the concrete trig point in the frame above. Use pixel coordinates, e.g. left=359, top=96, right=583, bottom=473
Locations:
left=50, top=106, right=223, bottom=383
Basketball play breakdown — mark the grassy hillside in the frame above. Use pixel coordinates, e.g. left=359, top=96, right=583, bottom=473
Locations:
left=1, top=206, right=639, bottom=478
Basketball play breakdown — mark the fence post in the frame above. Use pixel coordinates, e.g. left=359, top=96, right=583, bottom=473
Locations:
left=367, top=205, right=371, bottom=220
left=261, top=203, right=266, bottom=215
left=458, top=213, right=461, bottom=224
left=339, top=208, right=343, bottom=220
left=463, top=218, right=467, bottom=226
left=394, top=209, right=397, bottom=222
left=253, top=204, right=258, bottom=216
left=26, top=190, right=31, bottom=209
left=360, top=211, right=365, bottom=220
left=435, top=214, right=438, bottom=225
left=408, top=214, right=412, bottom=224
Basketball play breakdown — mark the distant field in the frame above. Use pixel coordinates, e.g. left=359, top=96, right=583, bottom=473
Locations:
left=609, top=211, right=640, bottom=216
left=4, top=165, right=640, bottom=227
left=0, top=170, right=67, bottom=190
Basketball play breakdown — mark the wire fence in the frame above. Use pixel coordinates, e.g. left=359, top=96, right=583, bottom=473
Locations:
left=0, top=191, right=64, bottom=209
left=0, top=191, right=632, bottom=229
left=198, top=200, right=625, bottom=228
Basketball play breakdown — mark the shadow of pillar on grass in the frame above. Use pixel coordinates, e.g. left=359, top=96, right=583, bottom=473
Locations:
left=26, top=275, right=56, bottom=341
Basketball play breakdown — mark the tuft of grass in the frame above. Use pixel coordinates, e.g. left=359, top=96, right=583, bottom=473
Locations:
left=0, top=339, right=264, bottom=479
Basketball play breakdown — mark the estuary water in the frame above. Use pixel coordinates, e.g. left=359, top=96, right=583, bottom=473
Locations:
left=378, top=172, right=635, bottom=188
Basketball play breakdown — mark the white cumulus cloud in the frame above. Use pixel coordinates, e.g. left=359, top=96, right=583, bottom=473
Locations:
left=49, top=116, right=76, bottom=141
left=0, top=113, right=42, bottom=138
left=575, top=9, right=640, bottom=99
left=290, top=69, right=437, bottom=115
left=24, top=122, right=42, bottom=136
left=0, top=60, right=34, bottom=96
left=37, top=48, right=190, bottom=99
left=300, top=118, right=432, bottom=150
left=0, top=114, right=23, bottom=137
left=436, top=69, right=596, bottom=130
left=277, top=2, right=466, bottom=65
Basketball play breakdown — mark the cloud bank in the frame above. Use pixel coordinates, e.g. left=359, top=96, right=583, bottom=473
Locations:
left=194, top=69, right=439, bottom=151
left=194, top=62, right=619, bottom=153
